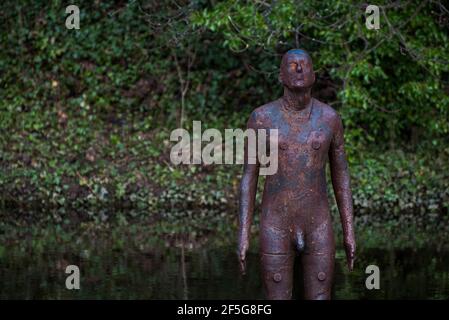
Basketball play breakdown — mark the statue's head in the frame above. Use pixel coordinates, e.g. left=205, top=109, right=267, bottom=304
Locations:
left=279, top=49, right=315, bottom=90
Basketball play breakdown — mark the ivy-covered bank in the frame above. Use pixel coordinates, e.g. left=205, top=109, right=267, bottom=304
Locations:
left=1, top=1, right=448, bottom=239
left=2, top=139, right=448, bottom=228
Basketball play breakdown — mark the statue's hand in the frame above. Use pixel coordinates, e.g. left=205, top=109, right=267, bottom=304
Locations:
left=344, top=236, right=356, bottom=272
left=237, top=236, right=249, bottom=275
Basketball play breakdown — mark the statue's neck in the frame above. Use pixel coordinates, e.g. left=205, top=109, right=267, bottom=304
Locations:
left=282, top=87, right=312, bottom=111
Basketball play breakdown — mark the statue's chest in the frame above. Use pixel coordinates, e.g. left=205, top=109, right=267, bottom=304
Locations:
left=274, top=118, right=332, bottom=159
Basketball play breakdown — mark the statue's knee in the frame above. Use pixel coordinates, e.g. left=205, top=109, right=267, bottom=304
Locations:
left=317, top=271, right=326, bottom=281
left=303, top=271, right=331, bottom=300
left=272, top=272, right=282, bottom=283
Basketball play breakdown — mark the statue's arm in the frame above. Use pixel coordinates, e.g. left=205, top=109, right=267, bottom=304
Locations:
left=237, top=112, right=260, bottom=272
left=238, top=159, right=259, bottom=248
left=328, top=113, right=356, bottom=271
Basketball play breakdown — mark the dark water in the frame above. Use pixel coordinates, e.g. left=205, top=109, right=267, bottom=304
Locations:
left=1, top=241, right=449, bottom=299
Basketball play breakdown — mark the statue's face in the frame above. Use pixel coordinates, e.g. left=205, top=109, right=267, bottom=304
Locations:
left=280, top=51, right=315, bottom=90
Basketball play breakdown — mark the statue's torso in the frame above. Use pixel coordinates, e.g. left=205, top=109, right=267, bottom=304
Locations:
left=252, top=98, right=338, bottom=225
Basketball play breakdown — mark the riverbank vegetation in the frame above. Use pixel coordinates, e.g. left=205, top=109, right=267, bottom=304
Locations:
left=1, top=1, right=448, bottom=243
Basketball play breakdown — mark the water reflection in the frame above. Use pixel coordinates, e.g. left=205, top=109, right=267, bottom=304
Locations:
left=0, top=242, right=448, bottom=299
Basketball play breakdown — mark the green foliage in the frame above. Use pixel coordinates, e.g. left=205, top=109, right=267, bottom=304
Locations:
left=0, top=0, right=448, bottom=234
left=348, top=150, right=449, bottom=219
left=192, top=0, right=449, bottom=149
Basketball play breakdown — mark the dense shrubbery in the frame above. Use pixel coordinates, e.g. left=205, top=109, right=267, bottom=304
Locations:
left=1, top=1, right=448, bottom=230
left=350, top=151, right=448, bottom=219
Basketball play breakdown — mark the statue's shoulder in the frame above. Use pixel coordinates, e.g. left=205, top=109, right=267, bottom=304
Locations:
left=247, top=99, right=281, bottom=128
left=313, top=98, right=341, bottom=124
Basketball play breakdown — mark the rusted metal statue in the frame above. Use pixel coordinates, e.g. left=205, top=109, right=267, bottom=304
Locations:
left=237, top=49, right=356, bottom=300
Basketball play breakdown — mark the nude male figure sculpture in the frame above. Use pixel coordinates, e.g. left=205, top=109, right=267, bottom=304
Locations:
left=237, top=49, right=356, bottom=300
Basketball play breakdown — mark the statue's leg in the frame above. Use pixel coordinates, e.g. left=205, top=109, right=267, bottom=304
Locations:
left=301, top=251, right=334, bottom=299
left=259, top=216, right=295, bottom=300
left=302, top=219, right=335, bottom=300
left=260, top=253, right=294, bottom=300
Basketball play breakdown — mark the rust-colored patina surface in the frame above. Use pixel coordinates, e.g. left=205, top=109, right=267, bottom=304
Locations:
left=238, top=49, right=356, bottom=300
